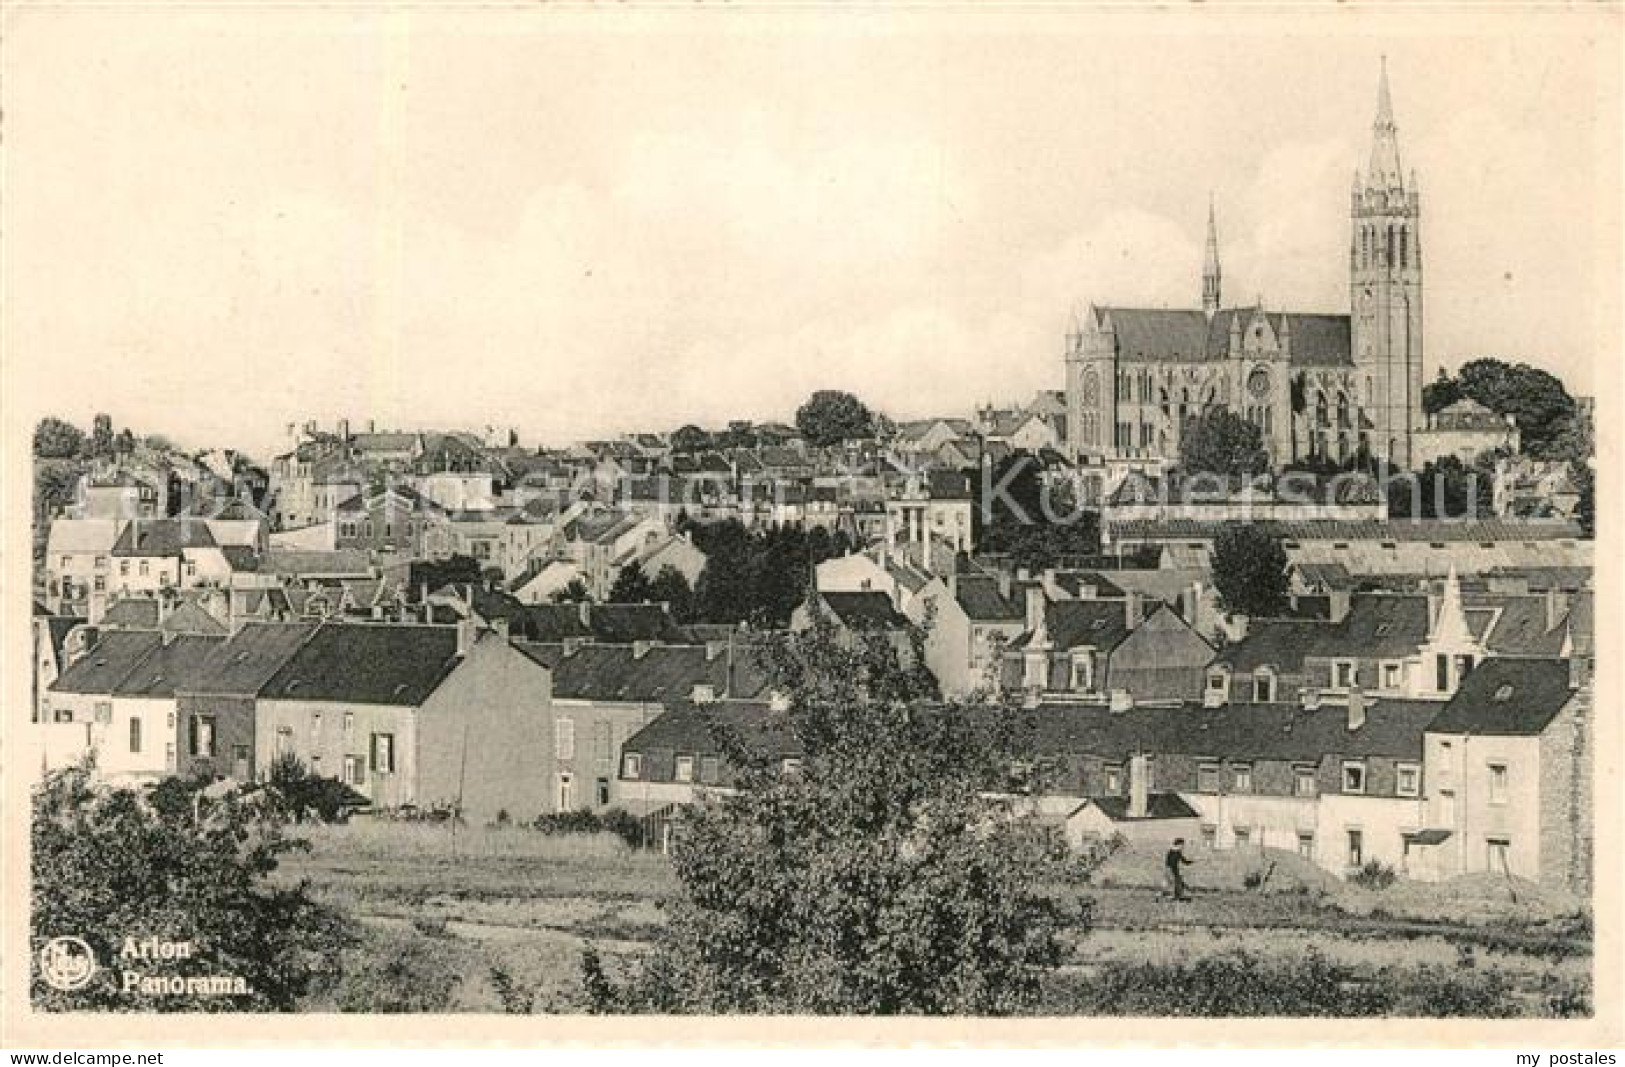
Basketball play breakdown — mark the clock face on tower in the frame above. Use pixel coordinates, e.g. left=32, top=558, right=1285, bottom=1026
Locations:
left=1247, top=367, right=1270, bottom=399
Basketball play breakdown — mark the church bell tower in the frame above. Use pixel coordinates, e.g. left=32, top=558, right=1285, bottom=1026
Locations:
left=1351, top=58, right=1424, bottom=470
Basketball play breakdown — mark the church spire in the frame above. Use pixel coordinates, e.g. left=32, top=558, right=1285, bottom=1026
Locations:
left=1366, top=56, right=1404, bottom=192
left=1202, top=194, right=1222, bottom=318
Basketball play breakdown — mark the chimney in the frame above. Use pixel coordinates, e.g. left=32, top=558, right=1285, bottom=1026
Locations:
left=996, top=569, right=1012, bottom=602
left=768, top=689, right=791, bottom=712
left=1127, top=753, right=1149, bottom=818
left=690, top=682, right=716, bottom=705
left=632, top=639, right=654, bottom=660
left=337, top=418, right=350, bottom=441
left=562, top=636, right=584, bottom=657
left=1109, top=688, right=1133, bottom=713
left=1347, top=687, right=1367, bottom=732
left=706, top=640, right=726, bottom=662
left=578, top=601, right=591, bottom=628
left=1302, top=687, right=1322, bottom=711
left=87, top=592, right=107, bottom=626
left=1024, top=583, right=1047, bottom=634
left=1328, top=589, right=1352, bottom=624
left=491, top=616, right=510, bottom=640
left=1570, top=651, right=1593, bottom=691
left=1125, top=590, right=1143, bottom=629
left=456, top=616, right=476, bottom=656
left=1545, top=589, right=1570, bottom=632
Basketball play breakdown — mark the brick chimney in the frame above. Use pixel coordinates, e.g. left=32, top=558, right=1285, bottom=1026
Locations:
left=1024, top=583, right=1046, bottom=634
left=1125, top=590, right=1143, bottom=629
left=1109, top=689, right=1134, bottom=713
left=1546, top=588, right=1571, bottom=632
left=1127, top=753, right=1149, bottom=818
left=490, top=616, right=510, bottom=640
left=1347, top=687, right=1367, bottom=732
left=456, top=616, right=476, bottom=657
left=632, top=639, right=654, bottom=660
left=578, top=601, right=592, bottom=628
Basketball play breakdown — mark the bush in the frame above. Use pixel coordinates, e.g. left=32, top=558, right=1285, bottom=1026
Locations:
left=328, top=928, right=462, bottom=1013
left=534, top=807, right=647, bottom=850
left=1050, top=950, right=1392, bottom=1017
left=1349, top=860, right=1398, bottom=891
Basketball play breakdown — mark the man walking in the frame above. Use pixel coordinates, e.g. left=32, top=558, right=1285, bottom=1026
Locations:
left=1164, top=837, right=1194, bottom=901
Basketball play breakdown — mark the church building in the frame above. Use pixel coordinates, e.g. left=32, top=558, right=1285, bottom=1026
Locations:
left=1065, top=62, right=1426, bottom=476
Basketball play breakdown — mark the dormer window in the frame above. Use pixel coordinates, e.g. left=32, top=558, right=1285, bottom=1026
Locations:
left=1252, top=668, right=1276, bottom=703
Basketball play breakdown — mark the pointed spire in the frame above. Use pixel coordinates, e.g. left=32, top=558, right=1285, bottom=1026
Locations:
left=1366, top=55, right=1404, bottom=192
left=1430, top=565, right=1472, bottom=646
left=1202, top=194, right=1222, bottom=317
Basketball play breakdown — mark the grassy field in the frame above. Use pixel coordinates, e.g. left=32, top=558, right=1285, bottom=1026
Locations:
left=276, top=822, right=1592, bottom=1016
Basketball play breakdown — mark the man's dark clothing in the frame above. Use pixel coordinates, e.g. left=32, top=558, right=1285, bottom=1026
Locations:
left=1164, top=846, right=1193, bottom=901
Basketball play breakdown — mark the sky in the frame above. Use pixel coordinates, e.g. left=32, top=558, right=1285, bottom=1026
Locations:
left=4, top=8, right=1618, bottom=460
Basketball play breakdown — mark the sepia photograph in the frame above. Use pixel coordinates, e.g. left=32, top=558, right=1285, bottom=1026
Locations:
left=1, top=2, right=1618, bottom=1047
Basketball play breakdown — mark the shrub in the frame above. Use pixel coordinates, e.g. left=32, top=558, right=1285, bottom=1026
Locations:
left=534, top=807, right=647, bottom=850
left=329, top=928, right=461, bottom=1013
left=1349, top=860, right=1398, bottom=891
left=1049, top=950, right=1393, bottom=1017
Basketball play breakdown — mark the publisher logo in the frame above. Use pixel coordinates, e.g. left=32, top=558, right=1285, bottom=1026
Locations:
left=39, top=936, right=97, bottom=992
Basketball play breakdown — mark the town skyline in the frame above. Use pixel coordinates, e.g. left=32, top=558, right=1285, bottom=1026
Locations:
left=7, top=13, right=1614, bottom=461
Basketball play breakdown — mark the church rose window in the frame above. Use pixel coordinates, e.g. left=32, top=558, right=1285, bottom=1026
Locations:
left=1247, top=368, right=1269, bottom=398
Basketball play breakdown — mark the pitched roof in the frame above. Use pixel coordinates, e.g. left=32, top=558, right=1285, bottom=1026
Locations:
left=113, top=635, right=227, bottom=697
left=1426, top=658, right=1577, bottom=736
left=621, top=701, right=802, bottom=759
left=259, top=624, right=464, bottom=705
left=513, top=642, right=770, bottom=703
left=1107, top=517, right=1585, bottom=544
left=111, top=519, right=217, bottom=556
left=1473, top=596, right=1569, bottom=657
left=1090, top=306, right=1352, bottom=367
left=1089, top=792, right=1201, bottom=822
left=1010, top=599, right=1131, bottom=653
left=50, top=631, right=164, bottom=694
left=179, top=623, right=320, bottom=695
left=261, top=548, right=374, bottom=577
left=816, top=591, right=910, bottom=630
left=954, top=574, right=1022, bottom=622
left=1215, top=619, right=1329, bottom=674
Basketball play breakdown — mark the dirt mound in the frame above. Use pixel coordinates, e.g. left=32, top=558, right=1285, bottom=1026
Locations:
left=1095, top=844, right=1339, bottom=897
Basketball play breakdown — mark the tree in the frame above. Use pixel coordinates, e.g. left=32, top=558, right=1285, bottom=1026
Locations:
left=795, top=390, right=875, bottom=448
left=608, top=562, right=654, bottom=603
left=975, top=453, right=1099, bottom=569
left=1422, top=368, right=1462, bottom=415
left=33, top=417, right=84, bottom=459
left=550, top=578, right=592, bottom=604
left=581, top=619, right=1080, bottom=1015
left=1211, top=526, right=1290, bottom=619
left=647, top=566, right=697, bottom=621
left=114, top=428, right=137, bottom=455
left=1426, top=358, right=1577, bottom=458
left=35, top=463, right=80, bottom=524
left=32, top=763, right=350, bottom=1011
left=1388, top=455, right=1494, bottom=520
left=1178, top=408, right=1268, bottom=478
left=671, top=425, right=710, bottom=453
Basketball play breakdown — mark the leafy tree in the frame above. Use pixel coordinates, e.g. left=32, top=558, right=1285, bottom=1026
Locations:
left=581, top=619, right=1079, bottom=1014
left=267, top=753, right=366, bottom=823
left=647, top=565, right=696, bottom=621
left=1422, top=368, right=1462, bottom=415
left=32, top=763, right=350, bottom=1011
left=608, top=561, right=654, bottom=603
left=1427, top=358, right=1577, bottom=457
left=33, top=417, right=84, bottom=459
left=35, top=462, right=80, bottom=524
left=1388, top=455, right=1494, bottom=520
left=550, top=578, right=592, bottom=604
left=114, top=428, right=137, bottom=455
left=975, top=453, right=1099, bottom=569
left=1211, top=526, right=1290, bottom=618
left=407, top=555, right=483, bottom=598
left=795, top=390, right=875, bottom=448
left=671, top=425, right=710, bottom=453
left=1178, top=408, right=1268, bottom=478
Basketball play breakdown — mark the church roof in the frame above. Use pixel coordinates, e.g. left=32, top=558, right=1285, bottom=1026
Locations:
left=1090, top=306, right=1350, bottom=368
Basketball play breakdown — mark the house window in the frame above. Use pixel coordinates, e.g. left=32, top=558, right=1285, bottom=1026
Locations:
left=93, top=577, right=105, bottom=593
left=233, top=745, right=251, bottom=780
left=1233, top=826, right=1251, bottom=848
left=700, top=756, right=721, bottom=784
left=192, top=716, right=216, bottom=758
left=1333, top=660, right=1356, bottom=689
left=128, top=717, right=142, bottom=753
left=186, top=560, right=197, bottom=578
left=1341, top=760, right=1366, bottom=794
left=95, top=555, right=108, bottom=571
left=344, top=712, right=354, bottom=738
left=94, top=701, right=113, bottom=725
left=1104, top=763, right=1123, bottom=795
left=275, top=726, right=293, bottom=757
left=622, top=753, right=643, bottom=779
left=1253, top=669, right=1276, bottom=703
left=343, top=755, right=365, bottom=786
left=1487, top=762, right=1508, bottom=805
left=1200, top=824, right=1217, bottom=849
left=1435, top=654, right=1449, bottom=692
left=594, top=720, right=612, bottom=762
left=371, top=732, right=395, bottom=774
left=1207, top=669, right=1228, bottom=695
left=311, top=711, right=322, bottom=738
left=1297, top=831, right=1315, bottom=860
left=310, top=754, right=323, bottom=774
left=120, top=560, right=130, bottom=576
left=53, top=708, right=73, bottom=723
left=1486, top=836, right=1511, bottom=872
left=140, top=560, right=150, bottom=576
left=1396, top=762, right=1421, bottom=798
left=555, top=719, right=576, bottom=761
left=557, top=772, right=575, bottom=811
left=1294, top=764, right=1319, bottom=797
left=1381, top=662, right=1402, bottom=691
left=1347, top=829, right=1365, bottom=867
left=1197, top=763, right=1221, bottom=793
left=1231, top=763, right=1253, bottom=794
left=675, top=755, right=695, bottom=783
left=59, top=555, right=70, bottom=570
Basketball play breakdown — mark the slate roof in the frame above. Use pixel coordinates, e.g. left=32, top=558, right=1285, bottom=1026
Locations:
left=1050, top=572, right=1128, bottom=600
left=50, top=631, right=165, bottom=694
left=954, top=574, right=1022, bottom=622
left=1089, top=792, right=1201, bottom=822
left=259, top=624, right=463, bottom=705
left=926, top=469, right=974, bottom=501
left=111, top=519, right=217, bottom=556
left=179, top=623, right=320, bottom=695
left=101, top=598, right=161, bottom=629
left=1426, top=658, right=1576, bottom=736
left=816, top=591, right=910, bottom=630
left=514, top=642, right=770, bottom=703
left=113, top=635, right=227, bottom=697
left=621, top=701, right=801, bottom=759
left=1009, top=599, right=1131, bottom=653
left=1090, top=306, right=1351, bottom=367
left=1215, top=619, right=1330, bottom=674
left=1108, top=518, right=1585, bottom=544
left=520, top=603, right=687, bottom=644
left=1473, top=596, right=1569, bottom=658
left=261, top=549, right=374, bottom=577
